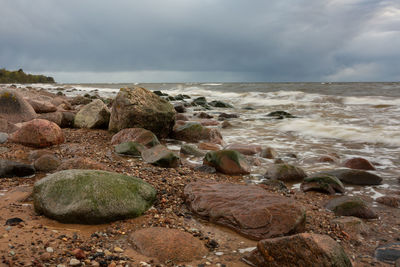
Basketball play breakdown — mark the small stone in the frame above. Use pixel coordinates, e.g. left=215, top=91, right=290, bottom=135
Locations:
left=9, top=250, right=15, bottom=256
left=108, top=262, right=116, bottom=267
left=40, top=252, right=52, bottom=261
left=57, top=265, right=67, bottom=267
left=46, top=247, right=54, bottom=253
left=114, top=247, right=124, bottom=253
left=69, top=258, right=81, bottom=266
left=91, top=261, right=100, bottom=267
left=104, top=250, right=112, bottom=256
left=73, top=248, right=86, bottom=260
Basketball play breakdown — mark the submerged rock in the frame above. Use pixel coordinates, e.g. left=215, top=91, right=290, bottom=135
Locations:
left=260, top=147, right=278, bottom=159
left=141, top=145, right=180, bottom=168
left=315, top=169, right=382, bottom=185
left=325, top=196, right=378, bottom=219
left=203, top=150, right=250, bottom=175
left=33, top=169, right=157, bottom=224
left=301, top=175, right=345, bottom=195
left=0, top=159, right=35, bottom=178
left=264, top=163, right=307, bottom=182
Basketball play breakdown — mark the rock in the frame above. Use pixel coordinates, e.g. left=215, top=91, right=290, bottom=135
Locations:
left=218, top=113, right=239, bottom=119
left=300, top=175, right=345, bottom=195
left=70, top=95, right=92, bottom=105
left=110, top=128, right=160, bottom=148
left=260, top=179, right=289, bottom=193
left=152, top=90, right=168, bottom=97
left=185, top=182, right=306, bottom=240
left=192, top=97, right=208, bottom=107
left=108, top=87, right=176, bottom=138
left=375, top=242, right=400, bottom=264
left=376, top=196, right=400, bottom=208
left=46, top=247, right=54, bottom=253
left=0, top=159, right=35, bottom=178
left=266, top=110, right=296, bottom=119
left=25, top=99, right=57, bottom=113
left=57, top=157, right=109, bottom=171
left=0, top=89, right=37, bottom=123
left=141, top=145, right=180, bottom=168
left=180, top=144, right=206, bottom=157
left=243, top=233, right=352, bottom=267
left=197, top=112, right=213, bottom=119
left=129, top=227, right=207, bottom=263
left=343, top=157, right=375, bottom=170
left=38, top=112, right=63, bottom=126
left=199, top=119, right=219, bottom=126
left=174, top=103, right=186, bottom=113
left=72, top=248, right=86, bottom=260
left=0, top=132, right=8, bottom=143
left=74, top=99, right=110, bottom=129
left=51, top=97, right=72, bottom=110
left=221, top=121, right=232, bottom=128
left=198, top=142, right=220, bottom=151
left=28, top=150, right=53, bottom=162
left=209, top=100, right=233, bottom=108
left=260, top=147, right=278, bottom=159
left=9, top=119, right=65, bottom=148
left=69, top=259, right=81, bottom=266
left=60, top=112, right=75, bottom=128
left=193, top=165, right=216, bottom=174
left=172, top=122, right=223, bottom=145
left=264, top=163, right=307, bottom=182
left=175, top=114, right=189, bottom=121
left=331, top=216, right=369, bottom=241
left=34, top=154, right=61, bottom=172
left=325, top=196, right=378, bottom=219
left=114, top=142, right=145, bottom=157
left=314, top=169, right=382, bottom=185
left=33, top=169, right=157, bottom=224
left=5, top=217, right=24, bottom=226
left=224, top=144, right=261, bottom=155
left=203, top=150, right=250, bottom=175
left=318, top=155, right=338, bottom=163
left=0, top=117, right=19, bottom=133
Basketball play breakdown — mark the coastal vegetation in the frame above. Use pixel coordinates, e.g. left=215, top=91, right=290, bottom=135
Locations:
left=0, top=68, right=54, bottom=83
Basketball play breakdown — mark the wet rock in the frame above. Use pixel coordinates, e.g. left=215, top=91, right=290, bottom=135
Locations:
left=114, top=142, right=145, bottom=157
left=376, top=196, right=400, bottom=208
left=343, top=157, right=375, bottom=170
left=5, top=217, right=24, bottom=226
left=218, top=113, right=239, bottom=119
left=174, top=103, right=186, bottom=113
left=0, top=159, right=35, bottom=178
left=264, top=163, right=307, bottom=182
left=34, top=154, right=61, bottom=172
left=57, top=157, right=109, bottom=171
left=175, top=113, right=189, bottom=121
left=152, top=90, right=168, bottom=97
left=0, top=117, right=19, bottom=133
left=111, top=128, right=160, bottom=148
left=375, top=242, right=400, bottom=264
left=9, top=119, right=65, bottom=148
left=192, top=97, right=208, bottom=107
left=260, top=147, right=278, bottom=159
left=221, top=121, right=232, bottom=128
left=184, top=181, right=306, bottom=240
left=224, top=144, right=261, bottom=155
left=33, top=169, right=157, bottom=224
left=25, top=99, right=57, bottom=113
left=198, top=142, right=221, bottom=151
left=300, top=175, right=345, bottom=195
left=266, top=110, right=296, bottom=119
left=325, top=196, right=378, bottom=219
left=109, top=87, right=176, bottom=138
left=331, top=216, right=369, bottom=241
left=129, top=227, right=207, bottom=263
left=74, top=99, right=110, bottom=129
left=180, top=144, right=206, bottom=157
left=197, top=112, right=213, bottom=119
left=260, top=179, right=289, bottom=193
left=141, top=145, right=180, bottom=168
left=0, top=132, right=8, bottom=144
left=318, top=155, right=338, bottom=163
left=0, top=89, right=37, bottom=123
left=172, top=122, right=223, bottom=145
left=243, top=233, right=352, bottom=267
left=209, top=100, right=233, bottom=108
left=199, top=119, right=219, bottom=126
left=315, top=169, right=382, bottom=185
left=203, top=150, right=250, bottom=175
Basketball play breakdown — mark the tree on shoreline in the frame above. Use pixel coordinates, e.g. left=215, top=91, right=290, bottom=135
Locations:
left=0, top=68, right=55, bottom=83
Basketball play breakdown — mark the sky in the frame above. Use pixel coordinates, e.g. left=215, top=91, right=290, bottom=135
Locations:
left=0, top=0, right=399, bottom=83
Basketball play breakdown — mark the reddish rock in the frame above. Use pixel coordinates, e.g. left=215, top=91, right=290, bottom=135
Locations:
left=243, top=233, right=352, bottom=267
left=51, top=97, right=72, bottom=110
left=175, top=114, right=189, bottom=121
left=198, top=142, right=221, bottom=151
left=204, top=150, right=250, bottom=175
left=343, top=157, right=375, bottom=170
left=199, top=119, right=219, bottom=126
left=196, top=112, right=213, bottom=118
left=110, top=128, right=160, bottom=147
left=57, top=157, right=110, bottom=171
left=0, top=89, right=37, bottom=123
left=184, top=181, right=306, bottom=240
left=9, top=119, right=64, bottom=148
left=376, top=196, right=400, bottom=208
left=221, top=120, right=232, bottom=128
left=318, top=155, right=338, bottom=163
left=224, top=143, right=262, bottom=155
left=25, top=99, right=57, bottom=113
left=129, top=227, right=207, bottom=263
left=72, top=248, right=86, bottom=260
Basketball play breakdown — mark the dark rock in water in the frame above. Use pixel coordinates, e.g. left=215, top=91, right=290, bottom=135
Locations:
left=0, top=132, right=8, bottom=144
left=33, top=169, right=157, bottom=224
left=264, top=163, right=307, bottom=182
left=203, top=150, right=250, bottom=175
left=208, top=100, right=233, bottom=108
left=180, top=144, right=206, bottom=157
left=129, top=227, right=207, bottom=263
left=193, top=165, right=216, bottom=174
left=0, top=159, right=35, bottom=178
left=184, top=181, right=306, bottom=240
left=343, top=157, right=375, bottom=170
left=0, top=89, right=37, bottom=123
left=260, top=179, right=289, bottom=193
left=301, top=175, right=345, bottom=195
left=375, top=242, right=400, bottom=263
left=243, top=233, right=352, bottom=267
left=267, top=110, right=297, bottom=119
left=221, top=120, right=232, bottom=128
left=196, top=112, right=213, bottom=119
left=114, top=141, right=145, bottom=157
left=192, top=96, right=208, bottom=107
left=325, top=196, right=378, bottom=219
left=260, top=147, right=278, bottom=159
left=173, top=103, right=186, bottom=113
left=34, top=154, right=61, bottom=172
left=152, top=90, right=168, bottom=97
left=218, top=113, right=239, bottom=119
left=111, top=128, right=160, bottom=148
left=376, top=196, right=400, bottom=208
left=314, top=169, right=382, bottom=185
left=141, top=145, right=180, bottom=168
left=5, top=217, right=24, bottom=226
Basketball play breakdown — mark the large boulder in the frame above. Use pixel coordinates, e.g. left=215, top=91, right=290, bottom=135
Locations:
left=74, top=99, right=110, bottom=129
left=184, top=181, right=306, bottom=240
left=111, top=128, right=160, bottom=148
left=0, top=89, right=37, bottom=123
left=203, top=150, right=250, bottom=175
left=0, top=159, right=35, bottom=178
left=33, top=169, right=157, bottom=224
left=325, top=196, right=378, bottom=219
left=264, top=163, right=307, bottom=182
left=141, top=145, right=180, bottom=168
left=9, top=119, right=64, bottom=148
left=343, top=157, right=375, bottom=170
left=172, top=122, right=223, bottom=145
left=129, top=227, right=207, bottom=264
left=108, top=87, right=176, bottom=138
left=243, top=233, right=352, bottom=267
left=314, top=169, right=382, bottom=185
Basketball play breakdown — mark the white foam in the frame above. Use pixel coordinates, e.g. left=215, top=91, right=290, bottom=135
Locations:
left=344, top=96, right=400, bottom=106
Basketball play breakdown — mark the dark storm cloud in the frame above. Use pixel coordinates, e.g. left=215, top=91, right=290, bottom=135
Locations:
left=0, top=0, right=399, bottom=82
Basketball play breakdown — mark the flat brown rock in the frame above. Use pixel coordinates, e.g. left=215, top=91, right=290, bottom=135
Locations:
left=343, top=157, right=375, bottom=170
left=184, top=181, right=306, bottom=240
left=129, top=227, right=207, bottom=264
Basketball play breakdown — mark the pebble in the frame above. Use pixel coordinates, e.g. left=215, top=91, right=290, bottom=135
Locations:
left=46, top=247, right=54, bottom=253
left=215, top=252, right=224, bottom=256
left=57, top=265, right=66, bottom=267
left=91, top=261, right=100, bottom=267
left=9, top=250, right=15, bottom=256
left=114, top=246, right=124, bottom=253
left=69, top=258, right=81, bottom=266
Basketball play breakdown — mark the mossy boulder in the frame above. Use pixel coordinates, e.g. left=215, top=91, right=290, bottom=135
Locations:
left=141, top=145, right=180, bottom=168
left=301, top=175, right=345, bottom=195
left=74, top=99, right=110, bottom=129
left=108, top=87, right=176, bottom=138
left=172, top=122, right=223, bottom=144
left=264, top=163, right=307, bottom=182
left=203, top=150, right=250, bottom=175
left=325, top=196, right=378, bottom=219
left=114, top=141, right=145, bottom=157
left=33, top=169, right=156, bottom=224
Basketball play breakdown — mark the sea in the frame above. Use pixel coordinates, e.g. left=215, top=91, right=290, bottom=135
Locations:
left=23, top=82, right=400, bottom=200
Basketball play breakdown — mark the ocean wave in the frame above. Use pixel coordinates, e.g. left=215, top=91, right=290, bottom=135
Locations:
left=344, top=96, right=400, bottom=106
